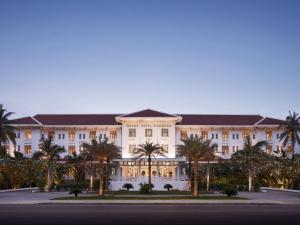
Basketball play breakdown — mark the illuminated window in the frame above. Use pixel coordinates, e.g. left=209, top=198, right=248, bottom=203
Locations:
left=69, top=131, right=75, bottom=141
left=110, top=131, right=117, bottom=139
left=201, top=131, right=208, bottom=140
left=288, top=145, right=292, bottom=153
left=222, top=132, right=228, bottom=141
left=161, top=129, right=169, bottom=137
left=24, top=145, right=32, bottom=155
left=129, top=129, right=136, bottom=137
left=145, top=129, right=152, bottom=137
left=128, top=145, right=136, bottom=154
left=180, top=131, right=187, bottom=139
left=89, top=131, right=96, bottom=139
left=68, top=146, right=75, bottom=155
left=222, top=146, right=229, bottom=155
left=266, top=131, right=272, bottom=140
left=24, top=130, right=32, bottom=140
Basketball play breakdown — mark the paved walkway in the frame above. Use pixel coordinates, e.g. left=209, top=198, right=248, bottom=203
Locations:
left=0, top=190, right=300, bottom=204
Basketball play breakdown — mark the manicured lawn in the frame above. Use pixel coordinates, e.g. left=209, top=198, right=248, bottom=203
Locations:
left=52, top=195, right=246, bottom=200
left=105, top=190, right=194, bottom=195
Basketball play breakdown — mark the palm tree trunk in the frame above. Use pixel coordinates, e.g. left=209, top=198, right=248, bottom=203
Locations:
left=206, top=168, right=210, bottom=192
left=148, top=157, right=152, bottom=189
left=90, top=175, right=93, bottom=191
left=188, top=160, right=192, bottom=192
left=99, top=173, right=104, bottom=196
left=193, top=163, right=198, bottom=196
left=47, top=166, right=51, bottom=192
left=248, top=173, right=252, bottom=192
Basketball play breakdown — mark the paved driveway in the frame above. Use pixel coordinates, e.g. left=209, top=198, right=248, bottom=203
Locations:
left=239, top=190, right=300, bottom=204
left=0, top=191, right=69, bottom=204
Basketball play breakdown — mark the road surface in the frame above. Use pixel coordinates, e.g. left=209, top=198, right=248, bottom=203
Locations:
left=0, top=204, right=299, bottom=225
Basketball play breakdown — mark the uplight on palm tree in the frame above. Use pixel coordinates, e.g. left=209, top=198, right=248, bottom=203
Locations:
left=279, top=111, right=300, bottom=154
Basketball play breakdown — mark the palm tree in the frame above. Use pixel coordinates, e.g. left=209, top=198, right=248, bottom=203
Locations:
left=231, top=136, right=267, bottom=191
left=105, top=142, right=121, bottom=191
left=201, top=139, right=218, bottom=192
left=132, top=142, right=166, bottom=189
left=33, top=136, right=65, bottom=191
left=0, top=104, right=16, bottom=149
left=81, top=138, right=120, bottom=196
left=177, top=135, right=215, bottom=196
left=64, top=151, right=85, bottom=184
left=279, top=111, right=300, bottom=154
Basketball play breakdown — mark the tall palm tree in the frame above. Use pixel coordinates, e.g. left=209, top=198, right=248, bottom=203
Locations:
left=64, top=151, right=85, bottom=184
left=0, top=104, right=16, bottom=149
left=33, top=136, right=65, bottom=191
left=105, top=142, right=121, bottom=191
left=201, top=139, right=218, bottom=192
left=177, top=135, right=215, bottom=196
left=231, top=136, right=267, bottom=191
left=132, top=142, right=166, bottom=189
left=279, top=111, right=300, bottom=154
left=81, top=138, right=120, bottom=196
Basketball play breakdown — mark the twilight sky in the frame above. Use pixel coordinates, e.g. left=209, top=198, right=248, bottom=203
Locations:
left=0, top=0, right=299, bottom=119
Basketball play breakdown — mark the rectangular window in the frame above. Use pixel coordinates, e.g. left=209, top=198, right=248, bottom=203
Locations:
left=181, top=131, right=188, bottom=139
left=211, top=133, right=215, bottom=139
left=145, top=129, right=152, bottom=137
left=232, top=134, right=235, bottom=139
left=162, top=145, right=169, bottom=153
left=24, top=145, right=32, bottom=155
left=266, top=131, right=273, bottom=140
left=17, top=145, right=20, bottom=152
left=17, top=132, right=20, bottom=139
left=82, top=133, right=85, bottom=139
left=99, top=134, right=102, bottom=139
left=68, top=146, right=75, bottom=155
left=252, top=134, right=256, bottom=140
left=161, top=129, right=169, bottom=137
left=24, top=130, right=32, bottom=140
left=79, top=134, right=82, bottom=139
left=110, top=131, right=117, bottom=139
left=236, top=134, right=239, bottom=139
left=58, top=134, right=61, bottom=140
left=69, top=131, right=75, bottom=141
left=276, top=133, right=280, bottom=139
left=89, top=131, right=96, bottom=139
left=62, top=134, right=65, bottom=139
left=215, top=133, right=218, bottom=139
left=222, top=146, right=229, bottom=155
left=222, top=132, right=228, bottom=141
left=232, top=146, right=236, bottom=153
left=201, top=131, right=208, bottom=140
left=128, top=145, right=136, bottom=154
left=128, top=129, right=136, bottom=137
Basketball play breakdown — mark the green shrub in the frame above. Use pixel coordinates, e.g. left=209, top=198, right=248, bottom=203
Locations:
left=222, top=184, right=238, bottom=197
left=68, top=183, right=85, bottom=197
left=139, top=183, right=153, bottom=194
left=123, top=183, right=134, bottom=191
left=164, top=184, right=173, bottom=191
left=37, top=177, right=46, bottom=192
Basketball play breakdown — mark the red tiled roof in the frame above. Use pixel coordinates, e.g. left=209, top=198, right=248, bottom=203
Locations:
left=256, top=117, right=285, bottom=125
left=120, top=109, right=178, bottom=118
left=33, top=114, right=120, bottom=125
left=8, top=117, right=39, bottom=125
left=179, top=114, right=264, bottom=126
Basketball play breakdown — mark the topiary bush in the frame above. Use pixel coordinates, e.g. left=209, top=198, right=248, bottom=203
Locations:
left=139, top=183, right=154, bottom=194
left=123, top=183, right=134, bottom=191
left=164, top=184, right=173, bottom=191
left=222, top=184, right=238, bottom=197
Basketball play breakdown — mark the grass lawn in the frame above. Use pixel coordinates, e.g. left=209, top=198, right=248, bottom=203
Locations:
left=52, top=195, right=246, bottom=200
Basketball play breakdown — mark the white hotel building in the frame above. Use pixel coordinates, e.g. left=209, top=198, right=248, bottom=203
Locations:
left=7, top=109, right=298, bottom=190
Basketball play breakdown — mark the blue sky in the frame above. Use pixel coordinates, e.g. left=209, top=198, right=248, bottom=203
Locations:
left=0, top=0, right=299, bottom=119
